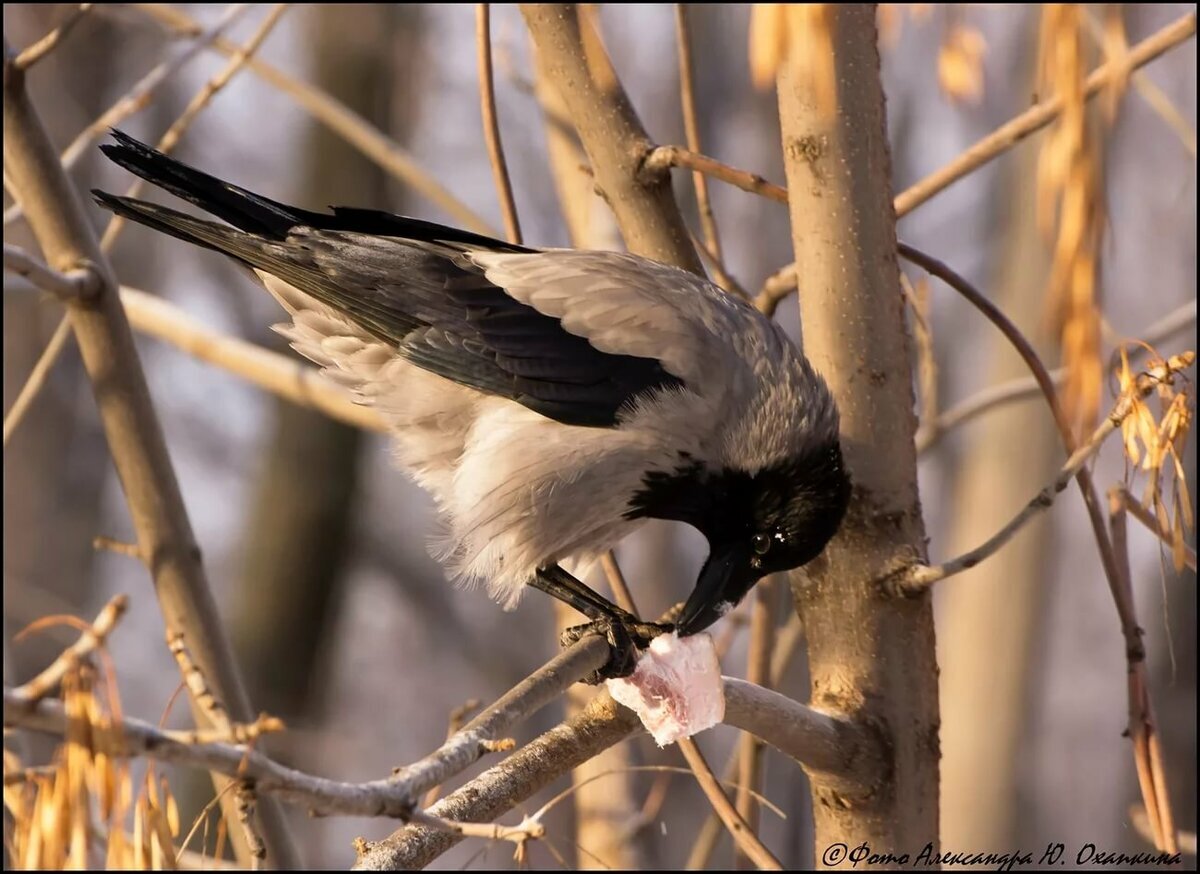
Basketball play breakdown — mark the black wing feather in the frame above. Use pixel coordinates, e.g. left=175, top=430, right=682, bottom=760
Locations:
left=93, top=131, right=683, bottom=427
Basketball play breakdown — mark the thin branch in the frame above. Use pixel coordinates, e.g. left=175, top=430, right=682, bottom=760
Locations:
left=3, top=33, right=297, bottom=868
left=100, top=4, right=290, bottom=250
left=690, top=227, right=751, bottom=300
left=8, top=595, right=128, bottom=705
left=599, top=551, right=639, bottom=616
left=642, top=144, right=787, bottom=204
left=1112, top=486, right=1197, bottom=572
left=1083, top=8, right=1195, bottom=156
left=118, top=285, right=386, bottom=433
left=755, top=13, right=1197, bottom=316
left=235, top=784, right=267, bottom=869
left=903, top=358, right=1192, bottom=591
left=677, top=737, right=782, bottom=871
left=675, top=5, right=724, bottom=273
left=11, top=4, right=93, bottom=71
left=2, top=313, right=72, bottom=448
left=3, top=242, right=99, bottom=299
left=3, top=3, right=250, bottom=227
left=734, top=581, right=774, bottom=868
left=1110, top=496, right=1180, bottom=854
left=917, top=299, right=1196, bottom=454
left=477, top=4, right=522, bottom=245
left=135, top=3, right=497, bottom=236
left=894, top=11, right=1196, bottom=217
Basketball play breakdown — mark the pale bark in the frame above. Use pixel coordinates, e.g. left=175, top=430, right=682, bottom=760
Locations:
left=776, top=6, right=939, bottom=862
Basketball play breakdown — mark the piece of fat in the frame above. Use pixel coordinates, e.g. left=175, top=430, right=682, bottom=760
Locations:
left=605, top=631, right=725, bottom=746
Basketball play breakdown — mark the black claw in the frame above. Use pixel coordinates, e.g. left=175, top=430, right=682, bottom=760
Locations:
left=560, top=617, right=675, bottom=684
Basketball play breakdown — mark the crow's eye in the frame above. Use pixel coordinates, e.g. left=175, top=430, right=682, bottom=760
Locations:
left=752, top=533, right=771, bottom=555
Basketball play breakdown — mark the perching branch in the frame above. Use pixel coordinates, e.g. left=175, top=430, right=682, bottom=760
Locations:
left=2, top=37, right=297, bottom=868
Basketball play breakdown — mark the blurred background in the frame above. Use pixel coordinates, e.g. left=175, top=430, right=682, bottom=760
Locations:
left=3, top=4, right=1195, bottom=869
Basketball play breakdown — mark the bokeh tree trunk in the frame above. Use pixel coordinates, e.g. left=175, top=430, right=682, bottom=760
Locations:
left=937, top=108, right=1056, bottom=850
left=231, top=3, right=419, bottom=731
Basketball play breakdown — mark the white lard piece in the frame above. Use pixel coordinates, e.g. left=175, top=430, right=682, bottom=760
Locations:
left=605, top=631, right=725, bottom=746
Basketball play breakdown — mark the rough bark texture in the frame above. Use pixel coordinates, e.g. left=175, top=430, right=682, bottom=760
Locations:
left=775, top=6, right=940, bottom=862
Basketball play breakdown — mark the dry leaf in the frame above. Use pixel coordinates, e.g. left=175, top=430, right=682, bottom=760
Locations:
left=938, top=23, right=987, bottom=103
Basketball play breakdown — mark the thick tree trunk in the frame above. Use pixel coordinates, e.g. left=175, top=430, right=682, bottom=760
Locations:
left=776, top=6, right=940, bottom=863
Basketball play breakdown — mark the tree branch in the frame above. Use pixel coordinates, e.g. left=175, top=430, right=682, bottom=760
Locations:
left=8, top=595, right=128, bottom=705
left=521, top=4, right=703, bottom=274
left=3, top=242, right=100, bottom=300
left=476, top=3, right=521, bottom=245
left=2, top=38, right=297, bottom=868
left=677, top=737, right=782, bottom=870
left=916, top=299, right=1196, bottom=455
left=135, top=3, right=498, bottom=236
left=118, top=285, right=386, bottom=433
left=894, top=11, right=1196, bottom=216
left=901, top=354, right=1195, bottom=592
left=10, top=3, right=93, bottom=71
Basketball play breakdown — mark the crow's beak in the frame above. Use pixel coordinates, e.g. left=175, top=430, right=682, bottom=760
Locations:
left=676, top=541, right=761, bottom=636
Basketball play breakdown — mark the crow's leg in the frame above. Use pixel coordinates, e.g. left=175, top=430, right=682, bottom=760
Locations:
left=530, top=565, right=672, bottom=682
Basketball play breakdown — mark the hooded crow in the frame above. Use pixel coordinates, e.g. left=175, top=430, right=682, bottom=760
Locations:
left=93, top=130, right=851, bottom=679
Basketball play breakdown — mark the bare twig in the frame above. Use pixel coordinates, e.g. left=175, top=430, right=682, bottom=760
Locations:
left=902, top=355, right=1194, bottom=591
left=675, top=5, right=724, bottom=276
left=3, top=4, right=249, bottom=227
left=136, top=3, right=497, bottom=236
left=100, top=4, right=290, bottom=250
left=235, top=784, right=267, bottom=869
left=755, top=13, right=1197, bottom=316
left=11, top=4, right=93, bottom=71
left=916, top=299, right=1196, bottom=454
left=9, top=595, right=128, bottom=705
left=1110, top=496, right=1180, bottom=854
left=1082, top=8, right=1195, bottom=156
left=642, top=144, right=787, bottom=205
left=734, top=581, right=774, bottom=868
left=690, top=227, right=751, bottom=300
left=3, top=34, right=297, bottom=868
left=1112, top=486, right=1197, bottom=571
left=599, top=550, right=639, bottom=616
left=477, top=4, right=522, bottom=245
left=895, top=11, right=1196, bottom=216
left=3, top=242, right=99, bottom=300
left=120, top=285, right=385, bottom=432
left=2, top=313, right=72, bottom=448
left=678, top=737, right=782, bottom=870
